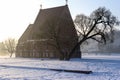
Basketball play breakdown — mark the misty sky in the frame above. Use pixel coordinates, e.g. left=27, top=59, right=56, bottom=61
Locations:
left=0, top=0, right=120, bottom=41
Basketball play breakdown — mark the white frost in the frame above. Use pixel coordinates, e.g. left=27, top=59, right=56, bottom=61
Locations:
left=0, top=55, right=120, bottom=80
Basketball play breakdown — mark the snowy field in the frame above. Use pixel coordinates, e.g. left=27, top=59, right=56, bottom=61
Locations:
left=0, top=54, right=120, bottom=80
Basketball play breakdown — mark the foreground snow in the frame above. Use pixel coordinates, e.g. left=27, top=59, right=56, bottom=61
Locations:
left=0, top=55, right=120, bottom=80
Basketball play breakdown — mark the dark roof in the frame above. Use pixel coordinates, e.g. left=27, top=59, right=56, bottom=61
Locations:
left=32, top=5, right=77, bottom=39
left=19, top=5, right=78, bottom=43
left=18, top=24, right=33, bottom=43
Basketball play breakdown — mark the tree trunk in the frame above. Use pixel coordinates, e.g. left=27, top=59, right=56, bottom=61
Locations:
left=68, top=36, right=89, bottom=60
left=77, top=45, right=81, bottom=58
left=77, top=47, right=82, bottom=59
left=67, top=41, right=83, bottom=60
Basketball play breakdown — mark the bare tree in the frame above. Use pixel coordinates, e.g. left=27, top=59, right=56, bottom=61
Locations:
left=68, top=7, right=119, bottom=60
left=2, top=38, right=17, bottom=57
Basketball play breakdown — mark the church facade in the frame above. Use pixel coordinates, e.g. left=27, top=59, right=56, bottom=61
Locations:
left=16, top=5, right=80, bottom=59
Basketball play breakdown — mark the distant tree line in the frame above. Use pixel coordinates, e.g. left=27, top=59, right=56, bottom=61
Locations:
left=98, top=29, right=120, bottom=53
left=81, top=29, right=120, bottom=53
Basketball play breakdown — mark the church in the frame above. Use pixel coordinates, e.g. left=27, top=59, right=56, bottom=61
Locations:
left=16, top=3, right=80, bottom=59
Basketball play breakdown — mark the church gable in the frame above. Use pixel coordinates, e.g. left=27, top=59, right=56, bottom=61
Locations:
left=16, top=5, right=80, bottom=58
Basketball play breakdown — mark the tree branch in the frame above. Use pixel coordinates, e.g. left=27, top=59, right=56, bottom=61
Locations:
left=91, top=37, right=103, bottom=43
left=86, top=32, right=106, bottom=44
left=76, top=29, right=84, bottom=36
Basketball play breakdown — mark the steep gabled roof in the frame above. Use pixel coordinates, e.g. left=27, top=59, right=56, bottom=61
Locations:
left=19, top=5, right=78, bottom=45
left=18, top=24, right=33, bottom=43
left=31, top=5, right=77, bottom=39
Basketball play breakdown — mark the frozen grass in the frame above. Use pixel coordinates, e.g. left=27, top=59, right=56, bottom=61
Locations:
left=0, top=54, right=120, bottom=80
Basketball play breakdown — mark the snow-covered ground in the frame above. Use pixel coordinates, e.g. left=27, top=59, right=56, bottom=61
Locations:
left=0, top=54, right=120, bottom=80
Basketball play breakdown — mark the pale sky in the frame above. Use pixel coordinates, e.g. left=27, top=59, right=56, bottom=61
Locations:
left=0, top=0, right=120, bottom=42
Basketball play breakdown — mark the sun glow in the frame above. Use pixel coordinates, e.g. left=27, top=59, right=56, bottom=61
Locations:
left=0, top=0, right=41, bottom=42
